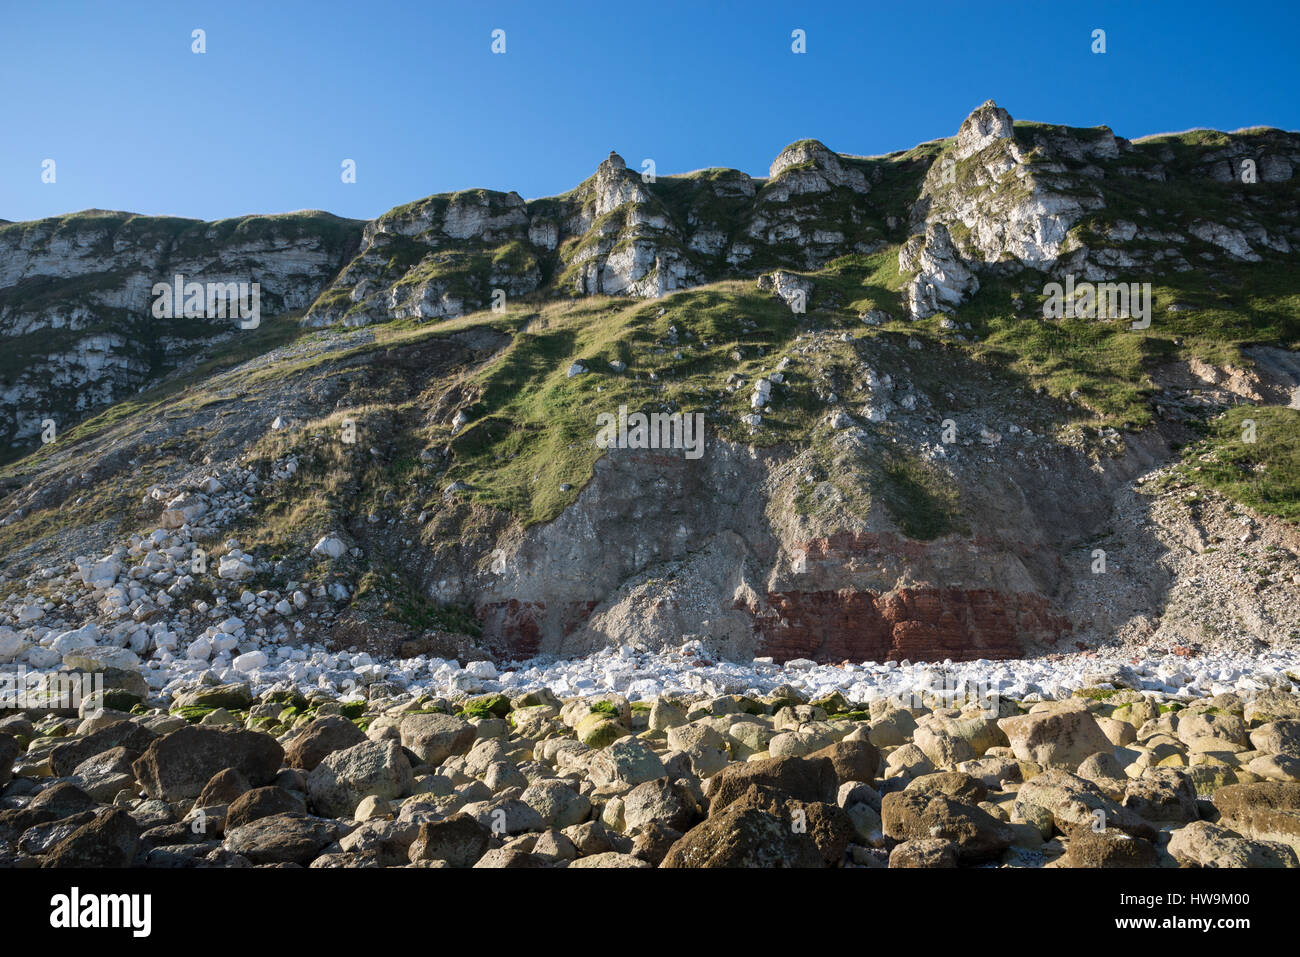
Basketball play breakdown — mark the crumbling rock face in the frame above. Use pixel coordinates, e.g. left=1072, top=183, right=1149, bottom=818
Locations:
left=744, top=587, right=1068, bottom=663
left=952, top=100, right=1015, bottom=162
left=460, top=427, right=1148, bottom=664
left=766, top=139, right=870, bottom=195
left=0, top=210, right=362, bottom=452
left=901, top=100, right=1101, bottom=318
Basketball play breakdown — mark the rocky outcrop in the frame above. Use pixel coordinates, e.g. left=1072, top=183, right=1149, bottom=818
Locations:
left=0, top=210, right=363, bottom=455
left=899, top=100, right=1300, bottom=318
left=900, top=100, right=1103, bottom=318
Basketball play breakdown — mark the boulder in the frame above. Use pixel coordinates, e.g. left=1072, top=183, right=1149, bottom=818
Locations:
left=307, top=740, right=412, bottom=818
left=171, top=683, right=253, bottom=711
left=587, top=738, right=666, bottom=788
left=889, top=838, right=959, bottom=868
left=661, top=806, right=824, bottom=868
left=707, top=755, right=838, bottom=814
left=1015, top=769, right=1158, bottom=841
left=809, top=739, right=880, bottom=784
left=49, top=720, right=158, bottom=777
left=998, top=703, right=1112, bottom=769
left=132, top=727, right=284, bottom=801
left=195, top=768, right=252, bottom=808
left=519, top=779, right=591, bottom=829
left=1166, top=820, right=1299, bottom=868
left=226, top=787, right=306, bottom=829
left=284, top=716, right=368, bottom=771
left=881, top=791, right=1013, bottom=864
left=1212, top=781, right=1300, bottom=852
left=223, top=812, right=339, bottom=866
left=621, top=778, right=703, bottom=833
left=398, top=713, right=477, bottom=766
left=408, top=814, right=492, bottom=867
left=1063, top=826, right=1159, bottom=868
left=41, top=808, right=141, bottom=868
left=905, top=771, right=988, bottom=804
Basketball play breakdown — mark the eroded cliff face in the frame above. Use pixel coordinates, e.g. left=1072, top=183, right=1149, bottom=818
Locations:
left=0, top=210, right=363, bottom=455
left=899, top=100, right=1300, bottom=319
left=2, top=99, right=1297, bottom=670
left=465, top=420, right=1164, bottom=664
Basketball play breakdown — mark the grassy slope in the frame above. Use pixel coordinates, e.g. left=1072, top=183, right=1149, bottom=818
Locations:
left=4, top=129, right=1298, bottom=554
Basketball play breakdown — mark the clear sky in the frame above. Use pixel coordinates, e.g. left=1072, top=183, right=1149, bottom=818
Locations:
left=1, top=0, right=1297, bottom=224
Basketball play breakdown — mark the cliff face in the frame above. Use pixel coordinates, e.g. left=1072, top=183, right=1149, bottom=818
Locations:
left=1, top=101, right=1298, bottom=672
left=0, top=210, right=363, bottom=455
left=8, top=101, right=1298, bottom=460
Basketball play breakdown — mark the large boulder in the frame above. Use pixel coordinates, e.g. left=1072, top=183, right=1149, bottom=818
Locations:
left=195, top=768, right=252, bottom=808
left=1166, top=820, right=1299, bottom=868
left=621, top=778, right=703, bottom=833
left=306, top=740, right=412, bottom=818
left=998, top=702, right=1113, bottom=769
left=222, top=812, right=339, bottom=866
left=666, top=722, right=730, bottom=778
left=1244, top=691, right=1300, bottom=726
left=1250, top=720, right=1300, bottom=759
left=1122, top=769, right=1199, bottom=824
left=913, top=714, right=1005, bottom=768
left=1015, top=769, right=1158, bottom=841
left=727, top=784, right=855, bottom=866
left=809, top=739, right=880, bottom=784
left=284, top=716, right=368, bottom=771
left=881, top=791, right=1013, bottom=864
left=132, top=727, right=284, bottom=801
left=399, top=713, right=477, bottom=766
left=1063, top=827, right=1159, bottom=868
left=587, top=738, right=666, bottom=788
left=889, top=838, right=959, bottom=868
left=1212, top=781, right=1300, bottom=853
left=41, top=808, right=141, bottom=868
left=462, top=798, right=545, bottom=836
left=70, top=746, right=139, bottom=802
left=905, top=771, right=988, bottom=805
left=408, top=814, right=493, bottom=867
left=171, top=683, right=253, bottom=711
left=660, top=806, right=824, bottom=868
left=707, top=755, right=838, bottom=814
left=226, top=787, right=306, bottom=829
left=49, top=720, right=158, bottom=777
left=520, top=779, right=591, bottom=829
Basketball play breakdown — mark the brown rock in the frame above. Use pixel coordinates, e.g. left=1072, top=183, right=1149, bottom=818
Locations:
left=226, top=787, right=306, bottom=829
left=222, top=812, right=338, bottom=866
left=661, top=806, right=824, bottom=868
left=905, top=771, right=989, bottom=804
left=42, top=808, right=141, bottom=868
left=707, top=755, right=837, bottom=814
left=407, top=814, right=492, bottom=868
left=132, top=727, right=284, bottom=801
left=889, top=838, right=959, bottom=868
left=1064, top=826, right=1159, bottom=868
left=283, top=716, right=367, bottom=771
left=881, top=791, right=1013, bottom=864
left=49, top=720, right=157, bottom=777
left=196, top=768, right=252, bottom=808
left=809, top=738, right=880, bottom=784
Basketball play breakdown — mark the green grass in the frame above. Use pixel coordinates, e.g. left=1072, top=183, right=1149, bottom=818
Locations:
left=443, top=281, right=815, bottom=524
left=1173, top=405, right=1300, bottom=522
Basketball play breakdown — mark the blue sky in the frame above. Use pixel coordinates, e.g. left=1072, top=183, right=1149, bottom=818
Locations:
left=1, top=0, right=1297, bottom=224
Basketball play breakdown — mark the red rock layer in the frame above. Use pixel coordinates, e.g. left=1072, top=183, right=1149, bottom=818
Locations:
left=475, top=599, right=599, bottom=660
left=743, top=587, right=1071, bottom=663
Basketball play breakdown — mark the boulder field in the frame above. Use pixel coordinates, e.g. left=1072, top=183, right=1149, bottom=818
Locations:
left=4, top=679, right=1300, bottom=868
